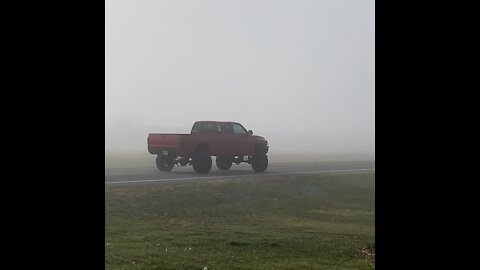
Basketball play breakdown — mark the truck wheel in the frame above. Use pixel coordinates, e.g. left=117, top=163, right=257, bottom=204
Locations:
left=156, top=155, right=174, bottom=172
left=193, top=152, right=212, bottom=174
left=216, top=156, right=233, bottom=170
left=251, top=154, right=268, bottom=173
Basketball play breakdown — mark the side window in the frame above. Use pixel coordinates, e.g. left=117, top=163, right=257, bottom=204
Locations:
left=191, top=122, right=204, bottom=133
left=232, top=124, right=247, bottom=135
left=222, top=123, right=234, bottom=134
left=205, top=123, right=219, bottom=133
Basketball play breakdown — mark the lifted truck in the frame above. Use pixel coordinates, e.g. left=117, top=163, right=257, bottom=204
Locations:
left=147, top=121, right=269, bottom=174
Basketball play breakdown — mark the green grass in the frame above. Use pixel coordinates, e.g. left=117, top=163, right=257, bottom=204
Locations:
left=105, top=173, right=375, bottom=269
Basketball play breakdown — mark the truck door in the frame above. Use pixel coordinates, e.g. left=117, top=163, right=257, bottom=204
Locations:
left=203, top=122, right=224, bottom=155
left=218, top=123, right=236, bottom=156
left=231, top=123, right=252, bottom=155
left=190, top=122, right=227, bottom=156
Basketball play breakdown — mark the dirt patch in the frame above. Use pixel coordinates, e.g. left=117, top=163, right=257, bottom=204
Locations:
left=360, top=243, right=375, bottom=258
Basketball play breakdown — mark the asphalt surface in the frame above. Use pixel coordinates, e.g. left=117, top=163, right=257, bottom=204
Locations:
left=105, top=160, right=375, bottom=186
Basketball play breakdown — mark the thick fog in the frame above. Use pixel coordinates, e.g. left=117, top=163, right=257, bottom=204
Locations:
left=105, top=0, right=375, bottom=161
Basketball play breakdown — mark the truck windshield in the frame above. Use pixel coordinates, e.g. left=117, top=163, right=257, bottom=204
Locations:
left=232, top=123, right=248, bottom=134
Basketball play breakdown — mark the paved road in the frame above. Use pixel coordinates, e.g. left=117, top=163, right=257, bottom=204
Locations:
left=105, top=161, right=375, bottom=186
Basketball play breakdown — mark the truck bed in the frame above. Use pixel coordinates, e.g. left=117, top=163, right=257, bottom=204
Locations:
left=147, top=133, right=189, bottom=154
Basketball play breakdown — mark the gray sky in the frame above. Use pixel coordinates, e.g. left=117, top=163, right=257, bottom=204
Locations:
left=105, top=0, right=375, bottom=154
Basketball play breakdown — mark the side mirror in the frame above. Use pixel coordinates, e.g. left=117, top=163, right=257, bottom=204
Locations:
left=248, top=130, right=253, bottom=135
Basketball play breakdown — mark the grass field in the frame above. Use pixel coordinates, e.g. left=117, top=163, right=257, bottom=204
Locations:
left=105, top=172, right=375, bottom=269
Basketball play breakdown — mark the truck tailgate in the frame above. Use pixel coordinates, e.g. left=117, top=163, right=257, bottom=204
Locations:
left=147, top=133, right=188, bottom=154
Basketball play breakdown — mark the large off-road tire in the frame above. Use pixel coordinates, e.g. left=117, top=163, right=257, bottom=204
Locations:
left=216, top=156, right=233, bottom=170
left=193, top=152, right=212, bottom=174
left=156, top=155, right=175, bottom=172
left=251, top=153, right=268, bottom=172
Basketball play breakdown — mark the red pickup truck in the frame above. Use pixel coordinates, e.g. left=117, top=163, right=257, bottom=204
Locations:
left=147, top=121, right=269, bottom=174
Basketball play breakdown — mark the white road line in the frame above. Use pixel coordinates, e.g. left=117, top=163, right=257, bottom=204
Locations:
left=105, top=171, right=157, bottom=176
left=105, top=162, right=375, bottom=176
left=105, top=168, right=375, bottom=185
